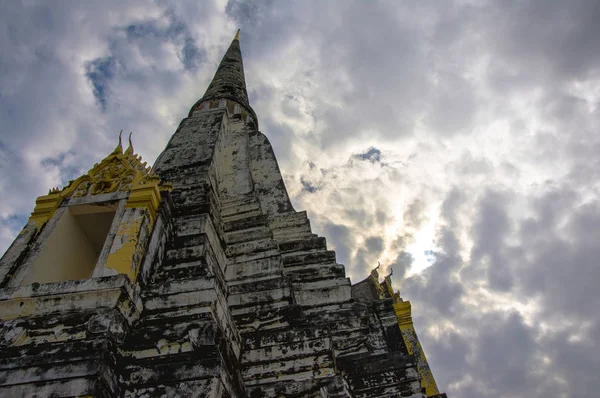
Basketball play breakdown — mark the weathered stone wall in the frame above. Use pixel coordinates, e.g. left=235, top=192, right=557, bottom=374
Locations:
left=0, top=275, right=141, bottom=397
left=249, top=131, right=295, bottom=216
left=0, top=102, right=432, bottom=397
left=136, top=100, right=428, bottom=396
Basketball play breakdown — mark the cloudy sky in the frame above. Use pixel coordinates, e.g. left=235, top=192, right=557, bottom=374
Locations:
left=1, top=0, right=599, bottom=396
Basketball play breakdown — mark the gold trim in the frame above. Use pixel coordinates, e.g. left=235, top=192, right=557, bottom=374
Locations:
left=29, top=193, right=63, bottom=228
left=28, top=133, right=170, bottom=229
left=394, top=300, right=440, bottom=396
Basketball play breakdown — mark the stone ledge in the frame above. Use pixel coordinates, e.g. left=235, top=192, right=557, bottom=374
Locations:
left=0, top=275, right=141, bottom=324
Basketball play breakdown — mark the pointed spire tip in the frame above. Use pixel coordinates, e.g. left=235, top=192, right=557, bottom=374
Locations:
left=125, top=132, right=134, bottom=155
left=112, top=130, right=124, bottom=154
left=234, top=29, right=240, bottom=41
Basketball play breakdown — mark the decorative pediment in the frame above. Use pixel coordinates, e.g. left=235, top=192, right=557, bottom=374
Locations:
left=368, top=262, right=401, bottom=302
left=64, top=132, right=170, bottom=199
left=29, top=132, right=172, bottom=228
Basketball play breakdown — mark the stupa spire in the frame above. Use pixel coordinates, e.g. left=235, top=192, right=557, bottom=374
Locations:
left=193, top=30, right=251, bottom=113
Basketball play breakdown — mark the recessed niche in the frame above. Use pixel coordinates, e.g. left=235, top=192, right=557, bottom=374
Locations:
left=21, top=203, right=117, bottom=285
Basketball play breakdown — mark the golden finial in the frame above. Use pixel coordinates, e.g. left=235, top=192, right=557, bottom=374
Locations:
left=112, top=130, right=124, bottom=154
left=371, top=261, right=381, bottom=279
left=125, top=132, right=134, bottom=155
left=234, top=29, right=240, bottom=41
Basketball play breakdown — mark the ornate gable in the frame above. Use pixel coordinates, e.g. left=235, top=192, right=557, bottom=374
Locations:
left=30, top=132, right=172, bottom=228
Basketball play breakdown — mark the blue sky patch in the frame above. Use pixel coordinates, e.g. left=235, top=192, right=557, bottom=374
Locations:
left=354, top=147, right=381, bottom=163
left=300, top=177, right=318, bottom=193
left=85, top=56, right=116, bottom=111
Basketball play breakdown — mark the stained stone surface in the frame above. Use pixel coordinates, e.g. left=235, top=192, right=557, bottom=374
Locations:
left=0, top=34, right=445, bottom=397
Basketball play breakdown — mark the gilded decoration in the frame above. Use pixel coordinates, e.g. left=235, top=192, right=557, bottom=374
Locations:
left=28, top=132, right=172, bottom=228
left=370, top=262, right=399, bottom=300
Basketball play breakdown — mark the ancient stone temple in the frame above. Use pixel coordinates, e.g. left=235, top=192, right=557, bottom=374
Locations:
left=0, top=31, right=446, bottom=397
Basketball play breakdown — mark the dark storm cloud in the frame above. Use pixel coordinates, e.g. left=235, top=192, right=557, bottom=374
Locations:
left=181, top=37, right=203, bottom=70
left=352, top=236, right=385, bottom=274
left=539, top=325, right=600, bottom=398
left=40, top=151, right=74, bottom=168
left=403, top=199, right=426, bottom=229
left=480, top=0, right=600, bottom=82
left=403, top=178, right=600, bottom=397
left=473, top=312, right=538, bottom=395
left=123, top=13, right=205, bottom=70
left=322, top=222, right=352, bottom=269
left=316, top=2, right=434, bottom=144
left=389, top=250, right=413, bottom=280
left=402, top=193, right=466, bottom=316
left=364, top=236, right=383, bottom=254
left=424, top=72, right=478, bottom=135
left=469, top=190, right=515, bottom=292
left=1, top=215, right=27, bottom=234
left=257, top=117, right=294, bottom=165
left=440, top=187, right=465, bottom=228
left=404, top=250, right=464, bottom=315
left=515, top=189, right=600, bottom=316
left=225, top=0, right=262, bottom=28
left=421, top=329, right=470, bottom=393
left=449, top=152, right=494, bottom=177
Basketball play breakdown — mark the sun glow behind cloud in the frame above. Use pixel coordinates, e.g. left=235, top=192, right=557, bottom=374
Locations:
left=405, top=216, right=439, bottom=275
